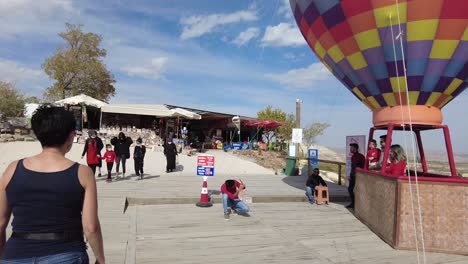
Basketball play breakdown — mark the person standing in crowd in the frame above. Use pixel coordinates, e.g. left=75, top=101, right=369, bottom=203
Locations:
left=133, top=138, right=146, bottom=180
left=367, top=139, right=381, bottom=169
left=95, top=132, right=104, bottom=177
left=347, top=143, right=365, bottom=209
left=101, top=144, right=117, bottom=183
left=81, top=130, right=103, bottom=176
left=0, top=106, right=105, bottom=263
left=164, top=138, right=178, bottom=173
left=221, top=179, right=250, bottom=221
left=305, top=168, right=328, bottom=204
left=385, top=144, right=407, bottom=176
left=111, top=132, right=133, bottom=179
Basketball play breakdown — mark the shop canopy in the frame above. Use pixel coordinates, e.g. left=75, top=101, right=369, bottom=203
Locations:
left=101, top=104, right=201, bottom=120
left=55, top=94, right=108, bottom=108
left=244, top=120, right=282, bottom=129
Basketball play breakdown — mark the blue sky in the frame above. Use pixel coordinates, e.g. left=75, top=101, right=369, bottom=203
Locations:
left=0, top=0, right=467, bottom=154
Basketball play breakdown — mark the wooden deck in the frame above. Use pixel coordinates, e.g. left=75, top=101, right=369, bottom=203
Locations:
left=1, top=143, right=467, bottom=263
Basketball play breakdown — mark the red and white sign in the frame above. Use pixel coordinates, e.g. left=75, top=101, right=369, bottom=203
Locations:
left=197, top=156, right=215, bottom=167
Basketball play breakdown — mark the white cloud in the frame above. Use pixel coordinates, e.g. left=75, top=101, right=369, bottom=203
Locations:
left=232, top=27, right=260, bottom=46
left=180, top=9, right=258, bottom=40
left=278, top=0, right=293, bottom=18
left=261, top=23, right=305, bottom=47
left=0, top=58, right=45, bottom=82
left=266, top=63, right=331, bottom=89
left=121, top=57, right=168, bottom=79
left=0, top=0, right=74, bottom=39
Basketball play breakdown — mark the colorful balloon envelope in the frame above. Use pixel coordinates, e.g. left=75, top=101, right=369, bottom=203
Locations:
left=290, top=0, right=467, bottom=126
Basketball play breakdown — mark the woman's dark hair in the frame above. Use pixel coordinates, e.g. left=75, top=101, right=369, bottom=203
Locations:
left=119, top=132, right=125, bottom=140
left=31, top=105, right=76, bottom=147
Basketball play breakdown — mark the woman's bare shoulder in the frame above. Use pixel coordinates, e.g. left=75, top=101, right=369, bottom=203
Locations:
left=0, top=160, right=20, bottom=189
left=77, top=164, right=95, bottom=188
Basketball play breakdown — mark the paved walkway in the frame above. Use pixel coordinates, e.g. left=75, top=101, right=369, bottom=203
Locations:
left=1, top=142, right=467, bottom=263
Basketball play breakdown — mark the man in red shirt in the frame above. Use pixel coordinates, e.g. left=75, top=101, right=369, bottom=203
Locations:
left=347, top=143, right=365, bottom=209
left=221, top=179, right=250, bottom=220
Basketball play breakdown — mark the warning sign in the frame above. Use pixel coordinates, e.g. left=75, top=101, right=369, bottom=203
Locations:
left=197, top=155, right=215, bottom=176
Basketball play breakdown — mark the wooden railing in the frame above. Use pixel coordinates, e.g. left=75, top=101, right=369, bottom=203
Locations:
left=300, top=157, right=346, bottom=186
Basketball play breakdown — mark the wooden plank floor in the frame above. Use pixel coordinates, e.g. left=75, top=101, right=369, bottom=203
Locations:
left=131, top=203, right=468, bottom=264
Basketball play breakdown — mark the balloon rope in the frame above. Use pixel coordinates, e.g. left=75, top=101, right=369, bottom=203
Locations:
left=389, top=13, right=421, bottom=264
left=395, top=0, right=427, bottom=262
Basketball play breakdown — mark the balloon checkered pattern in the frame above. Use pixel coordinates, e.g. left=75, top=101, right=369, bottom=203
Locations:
left=290, top=0, right=468, bottom=111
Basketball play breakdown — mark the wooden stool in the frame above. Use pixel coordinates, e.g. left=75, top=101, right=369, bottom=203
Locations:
left=314, top=186, right=329, bottom=205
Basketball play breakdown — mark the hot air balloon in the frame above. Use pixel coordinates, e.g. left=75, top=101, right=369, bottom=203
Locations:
left=290, top=0, right=468, bottom=256
left=290, top=0, right=467, bottom=176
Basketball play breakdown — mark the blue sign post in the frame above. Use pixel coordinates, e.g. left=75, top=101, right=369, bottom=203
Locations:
left=308, top=149, right=319, bottom=166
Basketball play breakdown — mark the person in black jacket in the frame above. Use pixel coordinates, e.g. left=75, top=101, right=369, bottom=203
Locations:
left=305, top=168, right=327, bottom=204
left=95, top=131, right=104, bottom=177
left=164, top=138, right=178, bottom=173
left=134, top=138, right=146, bottom=180
left=111, top=132, right=133, bottom=178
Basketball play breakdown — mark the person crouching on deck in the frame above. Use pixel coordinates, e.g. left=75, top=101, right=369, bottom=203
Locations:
left=221, top=179, right=250, bottom=221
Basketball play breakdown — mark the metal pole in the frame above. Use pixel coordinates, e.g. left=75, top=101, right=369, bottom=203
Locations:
left=338, top=164, right=342, bottom=185
left=295, top=99, right=302, bottom=161
left=380, top=124, right=394, bottom=174
left=442, top=125, right=458, bottom=177
left=365, top=127, right=375, bottom=170
left=296, top=99, right=301, bottom=128
left=99, top=110, right=103, bottom=131
left=415, top=130, right=428, bottom=173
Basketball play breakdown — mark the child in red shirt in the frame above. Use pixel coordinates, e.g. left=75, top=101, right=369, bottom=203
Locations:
left=366, top=139, right=381, bottom=169
left=101, top=144, right=117, bottom=182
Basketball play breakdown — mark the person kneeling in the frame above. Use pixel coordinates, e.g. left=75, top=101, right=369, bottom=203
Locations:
left=221, top=179, right=250, bottom=220
left=305, top=168, right=327, bottom=204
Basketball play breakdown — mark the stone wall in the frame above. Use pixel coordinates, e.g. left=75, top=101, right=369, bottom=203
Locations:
left=355, top=171, right=397, bottom=246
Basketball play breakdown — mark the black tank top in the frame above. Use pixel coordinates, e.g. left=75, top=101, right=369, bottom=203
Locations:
left=3, top=159, right=86, bottom=259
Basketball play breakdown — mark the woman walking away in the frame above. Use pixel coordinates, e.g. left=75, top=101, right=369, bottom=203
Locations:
left=0, top=105, right=105, bottom=263
left=164, top=138, right=178, bottom=173
left=111, top=132, right=133, bottom=179
left=81, top=130, right=103, bottom=176
left=133, top=138, right=146, bottom=180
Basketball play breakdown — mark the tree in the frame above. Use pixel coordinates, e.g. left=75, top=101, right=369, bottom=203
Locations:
left=0, top=82, right=26, bottom=120
left=257, top=106, right=296, bottom=142
left=25, top=96, right=41, bottom=104
left=43, top=23, right=116, bottom=102
left=303, top=122, right=330, bottom=146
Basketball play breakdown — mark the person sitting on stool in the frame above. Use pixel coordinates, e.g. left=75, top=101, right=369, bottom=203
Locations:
left=305, top=168, right=327, bottom=204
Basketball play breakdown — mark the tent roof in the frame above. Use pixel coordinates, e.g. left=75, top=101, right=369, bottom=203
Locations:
left=55, top=94, right=107, bottom=108
left=172, top=108, right=202, bottom=120
left=101, top=104, right=201, bottom=119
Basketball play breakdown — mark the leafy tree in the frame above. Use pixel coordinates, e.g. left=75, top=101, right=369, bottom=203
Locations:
left=257, top=106, right=296, bottom=142
left=303, top=122, right=330, bottom=146
left=25, top=96, right=41, bottom=104
left=43, top=23, right=116, bottom=102
left=0, top=82, right=26, bottom=120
